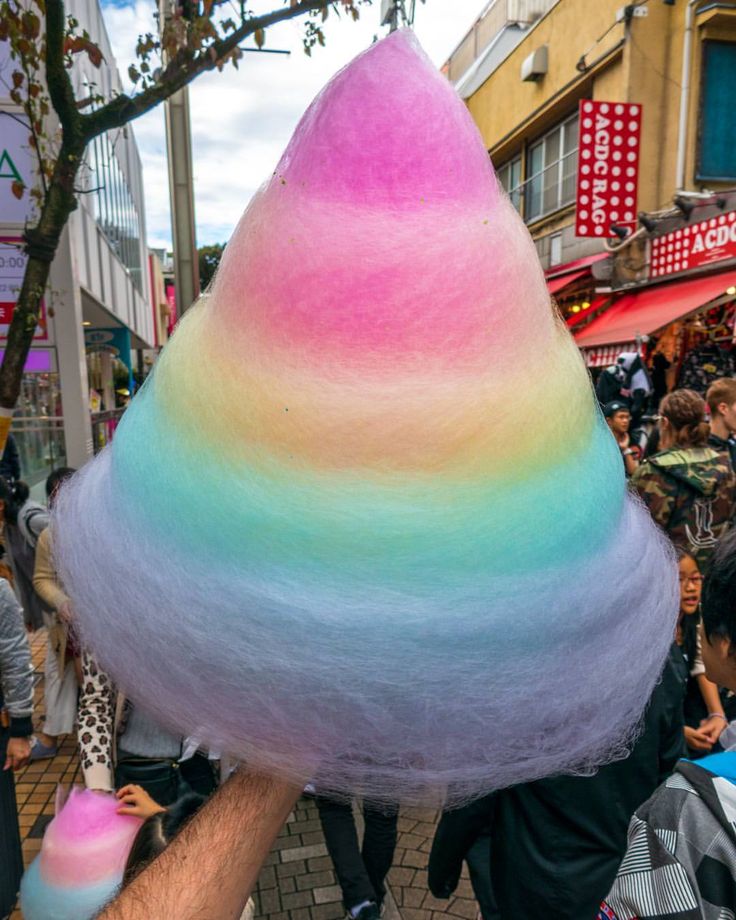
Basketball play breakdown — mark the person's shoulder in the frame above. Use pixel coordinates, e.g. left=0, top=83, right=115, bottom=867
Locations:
left=0, top=577, right=20, bottom=613
left=631, top=455, right=660, bottom=482
left=20, top=501, right=49, bottom=528
left=36, top=526, right=51, bottom=549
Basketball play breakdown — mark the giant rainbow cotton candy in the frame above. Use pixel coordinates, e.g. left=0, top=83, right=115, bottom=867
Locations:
left=54, top=30, right=678, bottom=803
left=20, top=788, right=142, bottom=919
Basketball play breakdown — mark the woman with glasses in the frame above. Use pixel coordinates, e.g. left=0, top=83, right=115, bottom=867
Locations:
left=632, top=389, right=736, bottom=571
left=674, top=548, right=730, bottom=757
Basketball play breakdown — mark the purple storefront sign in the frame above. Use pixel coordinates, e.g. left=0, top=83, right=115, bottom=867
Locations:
left=0, top=349, right=53, bottom=372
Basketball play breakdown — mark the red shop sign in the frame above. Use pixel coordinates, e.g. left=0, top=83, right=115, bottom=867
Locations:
left=575, top=100, right=642, bottom=239
left=650, top=211, right=736, bottom=279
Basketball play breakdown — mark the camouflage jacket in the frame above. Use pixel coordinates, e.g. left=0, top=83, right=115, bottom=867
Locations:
left=632, top=446, right=736, bottom=571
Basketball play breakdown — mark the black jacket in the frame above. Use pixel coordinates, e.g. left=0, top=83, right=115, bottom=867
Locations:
left=428, top=795, right=495, bottom=902
left=708, top=431, right=736, bottom=472
left=487, top=647, right=686, bottom=919
left=0, top=434, right=20, bottom=483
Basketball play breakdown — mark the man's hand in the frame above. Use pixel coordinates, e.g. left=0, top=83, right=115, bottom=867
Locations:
left=116, top=784, right=167, bottom=820
left=685, top=725, right=713, bottom=752
left=58, top=601, right=74, bottom=625
left=4, top=735, right=31, bottom=771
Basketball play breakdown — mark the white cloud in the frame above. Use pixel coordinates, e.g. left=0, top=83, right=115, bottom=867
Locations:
left=101, top=0, right=485, bottom=247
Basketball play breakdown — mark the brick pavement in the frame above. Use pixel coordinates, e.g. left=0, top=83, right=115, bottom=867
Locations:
left=11, top=628, right=482, bottom=920
left=252, top=800, right=481, bottom=920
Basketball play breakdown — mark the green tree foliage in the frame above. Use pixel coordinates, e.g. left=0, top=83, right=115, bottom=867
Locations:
left=198, top=242, right=226, bottom=290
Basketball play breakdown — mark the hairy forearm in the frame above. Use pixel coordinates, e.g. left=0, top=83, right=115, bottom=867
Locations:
left=99, top=768, right=300, bottom=919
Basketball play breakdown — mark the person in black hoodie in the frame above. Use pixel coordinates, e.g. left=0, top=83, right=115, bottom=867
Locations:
left=483, top=638, right=686, bottom=919
left=428, top=796, right=498, bottom=920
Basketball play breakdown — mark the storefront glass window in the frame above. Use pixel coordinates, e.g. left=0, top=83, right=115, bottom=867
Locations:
left=497, top=155, right=522, bottom=211
left=698, top=41, right=736, bottom=181
left=13, top=373, right=65, bottom=491
left=525, top=112, right=579, bottom=223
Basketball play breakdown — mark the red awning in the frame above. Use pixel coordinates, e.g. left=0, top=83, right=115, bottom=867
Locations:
left=548, top=269, right=588, bottom=296
left=545, top=253, right=607, bottom=279
left=574, top=270, right=736, bottom=349
left=581, top=344, right=637, bottom=368
left=565, top=294, right=611, bottom=329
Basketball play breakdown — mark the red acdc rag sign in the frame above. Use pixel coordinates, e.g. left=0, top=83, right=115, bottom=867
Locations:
left=575, top=100, right=642, bottom=238
left=650, top=211, right=736, bottom=279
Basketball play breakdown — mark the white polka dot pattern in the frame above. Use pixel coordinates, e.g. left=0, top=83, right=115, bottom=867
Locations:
left=575, top=101, right=641, bottom=240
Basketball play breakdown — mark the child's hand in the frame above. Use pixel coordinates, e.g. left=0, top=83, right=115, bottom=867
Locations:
left=116, top=784, right=167, bottom=819
left=700, top=715, right=728, bottom=744
left=685, top=726, right=713, bottom=752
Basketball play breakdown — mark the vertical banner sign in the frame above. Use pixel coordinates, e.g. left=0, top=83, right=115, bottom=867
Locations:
left=576, top=101, right=642, bottom=238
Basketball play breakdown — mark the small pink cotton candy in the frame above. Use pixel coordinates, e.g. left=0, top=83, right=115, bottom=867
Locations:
left=39, top=787, right=142, bottom=887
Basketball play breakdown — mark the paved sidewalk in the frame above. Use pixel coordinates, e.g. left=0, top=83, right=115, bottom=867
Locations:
left=11, top=628, right=482, bottom=920
left=11, top=630, right=82, bottom=920
left=252, top=797, right=480, bottom=920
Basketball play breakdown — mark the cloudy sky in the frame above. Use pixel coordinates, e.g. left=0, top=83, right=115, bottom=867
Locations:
left=100, top=0, right=484, bottom=248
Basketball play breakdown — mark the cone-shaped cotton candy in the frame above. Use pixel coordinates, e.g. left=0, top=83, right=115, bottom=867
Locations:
left=20, top=788, right=142, bottom=919
left=54, top=30, right=677, bottom=804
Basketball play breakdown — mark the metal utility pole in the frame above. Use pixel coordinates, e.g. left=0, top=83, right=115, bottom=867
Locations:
left=380, top=0, right=424, bottom=32
left=164, top=86, right=200, bottom=316
left=159, top=0, right=200, bottom=316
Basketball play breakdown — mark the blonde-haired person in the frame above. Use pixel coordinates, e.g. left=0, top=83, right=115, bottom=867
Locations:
left=632, top=389, right=736, bottom=571
left=706, top=377, right=736, bottom=470
left=29, top=467, right=79, bottom=760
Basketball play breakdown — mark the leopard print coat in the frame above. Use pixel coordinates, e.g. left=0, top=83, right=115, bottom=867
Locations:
left=78, top=651, right=118, bottom=791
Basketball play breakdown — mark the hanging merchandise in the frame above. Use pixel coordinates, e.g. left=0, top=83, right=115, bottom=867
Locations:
left=595, top=351, right=653, bottom=422
left=677, top=341, right=736, bottom=394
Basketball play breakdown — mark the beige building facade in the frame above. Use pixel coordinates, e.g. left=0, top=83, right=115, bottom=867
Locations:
left=447, top=0, right=736, bottom=267
left=446, top=0, right=736, bottom=369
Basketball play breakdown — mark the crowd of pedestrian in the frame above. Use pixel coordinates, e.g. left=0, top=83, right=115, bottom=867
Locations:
left=5, top=366, right=736, bottom=918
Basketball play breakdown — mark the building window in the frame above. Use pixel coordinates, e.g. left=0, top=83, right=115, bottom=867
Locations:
left=497, top=155, right=522, bottom=211
left=525, top=112, right=579, bottom=223
left=698, top=41, right=736, bottom=181
left=549, top=232, right=562, bottom=266
left=88, top=132, right=144, bottom=294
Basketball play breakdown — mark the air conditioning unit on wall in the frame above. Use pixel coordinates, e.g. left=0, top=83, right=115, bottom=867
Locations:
left=521, top=45, right=548, bottom=82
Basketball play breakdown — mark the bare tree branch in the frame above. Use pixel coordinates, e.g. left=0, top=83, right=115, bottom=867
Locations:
left=82, top=0, right=336, bottom=139
left=46, top=0, right=82, bottom=139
